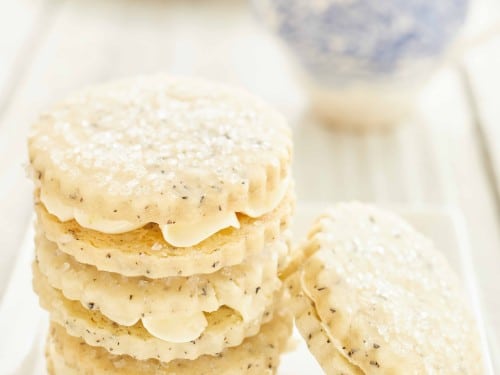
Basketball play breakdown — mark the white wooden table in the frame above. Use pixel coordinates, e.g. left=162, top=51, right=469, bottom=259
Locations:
left=1, top=0, right=499, bottom=369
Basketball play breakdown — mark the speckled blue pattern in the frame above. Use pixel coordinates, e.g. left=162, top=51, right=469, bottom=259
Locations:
left=253, top=0, right=467, bottom=83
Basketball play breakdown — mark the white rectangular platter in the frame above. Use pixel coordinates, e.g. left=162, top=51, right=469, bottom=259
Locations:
left=0, top=203, right=496, bottom=374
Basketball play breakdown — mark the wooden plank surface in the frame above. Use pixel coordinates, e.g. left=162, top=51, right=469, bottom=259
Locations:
left=0, top=0, right=64, bottom=298
left=0, top=0, right=58, bottom=116
left=419, top=67, right=500, bottom=366
left=462, top=35, right=500, bottom=195
left=0, top=0, right=498, bottom=364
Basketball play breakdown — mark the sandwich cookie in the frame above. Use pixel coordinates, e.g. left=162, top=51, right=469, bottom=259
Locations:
left=46, top=307, right=292, bottom=375
left=35, top=189, right=294, bottom=278
left=34, top=264, right=280, bottom=362
left=28, top=75, right=292, bottom=248
left=35, top=233, right=287, bottom=342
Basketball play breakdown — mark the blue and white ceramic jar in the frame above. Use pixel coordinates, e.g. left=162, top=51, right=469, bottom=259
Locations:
left=253, top=0, right=468, bottom=129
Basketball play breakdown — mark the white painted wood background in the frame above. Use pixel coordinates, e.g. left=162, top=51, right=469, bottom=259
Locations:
left=0, top=0, right=499, bottom=369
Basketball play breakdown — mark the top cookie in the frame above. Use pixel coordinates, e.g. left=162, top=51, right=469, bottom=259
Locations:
left=289, top=203, right=484, bottom=374
left=29, top=75, right=292, bottom=246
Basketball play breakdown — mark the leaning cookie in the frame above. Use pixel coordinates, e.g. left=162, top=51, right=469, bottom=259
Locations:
left=35, top=189, right=294, bottom=278
left=287, top=273, right=363, bottom=374
left=46, top=308, right=292, bottom=375
left=28, top=75, right=292, bottom=249
left=287, top=203, right=484, bottom=374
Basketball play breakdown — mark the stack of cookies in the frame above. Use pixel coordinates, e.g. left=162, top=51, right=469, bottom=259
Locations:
left=28, top=76, right=294, bottom=374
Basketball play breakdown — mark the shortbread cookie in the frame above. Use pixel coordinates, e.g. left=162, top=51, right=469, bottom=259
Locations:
left=28, top=75, right=292, bottom=247
left=46, top=308, right=292, bottom=375
left=36, top=233, right=285, bottom=341
left=289, top=203, right=484, bottom=374
left=35, top=190, right=293, bottom=278
left=287, top=273, right=363, bottom=374
left=34, top=265, right=278, bottom=362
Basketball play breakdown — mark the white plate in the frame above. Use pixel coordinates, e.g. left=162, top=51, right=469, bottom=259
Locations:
left=0, top=203, right=496, bottom=374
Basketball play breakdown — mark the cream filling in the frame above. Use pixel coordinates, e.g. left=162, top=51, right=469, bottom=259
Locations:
left=142, top=312, right=208, bottom=343
left=89, top=244, right=280, bottom=342
left=159, top=212, right=240, bottom=248
left=41, top=189, right=75, bottom=222
left=243, top=176, right=290, bottom=218
left=40, top=189, right=140, bottom=234
left=40, top=178, right=289, bottom=247
left=92, top=298, right=209, bottom=342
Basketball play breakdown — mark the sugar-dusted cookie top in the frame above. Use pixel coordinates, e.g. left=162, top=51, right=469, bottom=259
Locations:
left=29, top=75, right=292, bottom=246
left=290, top=203, right=484, bottom=374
